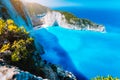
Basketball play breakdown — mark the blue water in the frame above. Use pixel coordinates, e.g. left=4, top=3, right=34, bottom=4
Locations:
left=30, top=7, right=120, bottom=80
left=30, top=27, right=120, bottom=79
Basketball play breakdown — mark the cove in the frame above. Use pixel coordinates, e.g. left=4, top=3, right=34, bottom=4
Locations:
left=30, top=26, right=120, bottom=79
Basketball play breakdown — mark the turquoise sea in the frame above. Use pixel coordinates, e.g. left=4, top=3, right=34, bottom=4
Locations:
left=30, top=7, right=120, bottom=79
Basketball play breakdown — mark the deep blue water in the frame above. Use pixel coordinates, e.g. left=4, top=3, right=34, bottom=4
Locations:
left=30, top=7, right=120, bottom=80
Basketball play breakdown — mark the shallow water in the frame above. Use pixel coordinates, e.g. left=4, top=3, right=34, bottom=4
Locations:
left=30, top=26, right=120, bottom=79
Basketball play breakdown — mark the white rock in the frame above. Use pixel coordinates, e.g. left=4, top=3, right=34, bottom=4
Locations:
left=39, top=11, right=106, bottom=32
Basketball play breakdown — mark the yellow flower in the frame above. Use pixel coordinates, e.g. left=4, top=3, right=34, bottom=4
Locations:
left=0, top=43, right=10, bottom=53
left=8, top=25, right=17, bottom=31
left=6, top=19, right=14, bottom=25
left=0, top=19, right=6, bottom=35
left=0, top=19, right=4, bottom=25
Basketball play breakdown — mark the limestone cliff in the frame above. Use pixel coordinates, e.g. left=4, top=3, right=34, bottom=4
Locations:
left=39, top=11, right=105, bottom=32
left=25, top=2, right=106, bottom=32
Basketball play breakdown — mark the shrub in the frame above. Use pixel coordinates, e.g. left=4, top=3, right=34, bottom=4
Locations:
left=0, top=19, right=35, bottom=62
left=59, top=11, right=80, bottom=24
left=0, top=43, right=10, bottom=53
left=0, top=19, right=6, bottom=35
left=92, top=75, right=119, bottom=80
left=0, top=18, right=46, bottom=78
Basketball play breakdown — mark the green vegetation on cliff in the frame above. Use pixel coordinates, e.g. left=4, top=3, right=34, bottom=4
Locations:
left=59, top=11, right=94, bottom=26
left=59, top=11, right=80, bottom=22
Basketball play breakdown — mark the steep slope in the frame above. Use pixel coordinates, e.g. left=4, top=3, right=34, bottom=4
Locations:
left=0, top=18, right=77, bottom=80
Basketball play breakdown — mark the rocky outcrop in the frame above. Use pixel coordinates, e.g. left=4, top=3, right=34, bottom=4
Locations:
left=0, top=60, right=45, bottom=80
left=39, top=11, right=105, bottom=32
left=0, top=58, right=76, bottom=80
left=0, top=46, right=76, bottom=80
left=32, top=52, right=77, bottom=80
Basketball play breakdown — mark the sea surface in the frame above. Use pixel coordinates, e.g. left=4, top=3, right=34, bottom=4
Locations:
left=30, top=7, right=120, bottom=79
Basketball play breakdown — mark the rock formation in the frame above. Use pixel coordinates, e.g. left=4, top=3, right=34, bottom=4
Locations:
left=0, top=60, right=46, bottom=80
left=24, top=2, right=106, bottom=32
left=39, top=11, right=105, bottom=32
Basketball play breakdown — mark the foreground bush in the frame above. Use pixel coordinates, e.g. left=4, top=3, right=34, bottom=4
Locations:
left=0, top=19, right=35, bottom=62
left=92, top=75, right=119, bottom=80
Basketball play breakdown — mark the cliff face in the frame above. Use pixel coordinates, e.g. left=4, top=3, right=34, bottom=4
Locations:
left=24, top=2, right=106, bottom=32
left=39, top=11, right=105, bottom=32
left=0, top=61, right=45, bottom=80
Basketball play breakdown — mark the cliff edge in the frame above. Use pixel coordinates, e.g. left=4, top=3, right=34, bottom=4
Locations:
left=40, top=11, right=105, bottom=32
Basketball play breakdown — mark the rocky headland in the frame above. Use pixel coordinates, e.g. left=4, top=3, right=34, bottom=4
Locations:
left=25, top=3, right=106, bottom=32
